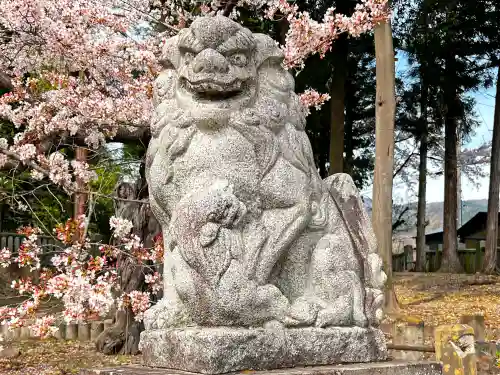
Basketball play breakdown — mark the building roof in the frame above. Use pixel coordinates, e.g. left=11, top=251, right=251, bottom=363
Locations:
left=418, top=211, right=500, bottom=244
left=424, top=228, right=444, bottom=244
left=457, top=211, right=500, bottom=240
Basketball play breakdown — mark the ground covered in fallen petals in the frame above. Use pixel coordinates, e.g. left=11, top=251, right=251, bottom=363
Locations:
left=390, top=272, right=500, bottom=339
left=0, top=339, right=139, bottom=375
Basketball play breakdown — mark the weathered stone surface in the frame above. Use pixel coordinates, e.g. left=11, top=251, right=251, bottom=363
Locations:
left=54, top=323, right=66, bottom=340
left=79, top=323, right=91, bottom=341
left=460, top=314, right=485, bottom=341
left=140, top=327, right=387, bottom=374
left=392, top=321, right=425, bottom=361
left=66, top=323, right=78, bottom=340
left=144, top=13, right=386, bottom=332
left=140, top=14, right=389, bottom=373
left=91, top=321, right=105, bottom=341
left=80, top=362, right=442, bottom=375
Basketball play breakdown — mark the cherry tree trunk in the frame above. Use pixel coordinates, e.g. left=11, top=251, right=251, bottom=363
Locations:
left=482, top=65, right=500, bottom=274
left=372, top=16, right=398, bottom=312
left=95, top=176, right=161, bottom=355
left=74, top=147, right=88, bottom=242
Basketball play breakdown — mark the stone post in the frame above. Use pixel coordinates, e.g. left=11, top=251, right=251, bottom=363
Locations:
left=53, top=323, right=66, bottom=340
left=66, top=323, right=78, bottom=340
left=391, top=319, right=425, bottom=360
left=78, top=323, right=91, bottom=341
left=10, top=327, right=21, bottom=341
left=20, top=326, right=31, bottom=340
left=91, top=321, right=104, bottom=342
left=460, top=314, right=485, bottom=341
left=0, top=324, right=9, bottom=340
left=434, top=324, right=476, bottom=375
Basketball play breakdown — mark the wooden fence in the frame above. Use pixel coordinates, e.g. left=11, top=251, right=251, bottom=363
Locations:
left=393, top=248, right=500, bottom=273
left=0, top=232, right=104, bottom=257
left=0, top=232, right=60, bottom=253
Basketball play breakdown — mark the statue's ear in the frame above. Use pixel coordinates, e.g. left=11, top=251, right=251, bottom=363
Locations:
left=159, top=35, right=180, bottom=70
left=253, top=34, right=285, bottom=67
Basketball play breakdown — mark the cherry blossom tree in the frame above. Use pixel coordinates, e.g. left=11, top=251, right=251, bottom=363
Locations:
left=0, top=0, right=389, bottom=354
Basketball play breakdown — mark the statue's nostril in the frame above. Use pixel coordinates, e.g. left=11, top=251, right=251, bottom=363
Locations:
left=192, top=60, right=205, bottom=73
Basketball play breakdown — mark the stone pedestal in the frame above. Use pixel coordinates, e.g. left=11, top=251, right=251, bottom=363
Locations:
left=80, top=361, right=442, bottom=375
left=139, top=327, right=387, bottom=374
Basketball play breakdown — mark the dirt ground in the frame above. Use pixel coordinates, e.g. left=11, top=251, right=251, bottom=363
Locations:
left=388, top=272, right=500, bottom=339
left=0, top=340, right=140, bottom=375
left=1, top=272, right=500, bottom=374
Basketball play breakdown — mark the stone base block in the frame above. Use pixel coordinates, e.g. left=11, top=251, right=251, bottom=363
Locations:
left=139, top=327, right=387, bottom=374
left=80, top=361, right=442, bottom=375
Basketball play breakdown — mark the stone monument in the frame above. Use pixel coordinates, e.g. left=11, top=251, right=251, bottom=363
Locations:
left=140, top=15, right=387, bottom=374
left=81, top=15, right=441, bottom=375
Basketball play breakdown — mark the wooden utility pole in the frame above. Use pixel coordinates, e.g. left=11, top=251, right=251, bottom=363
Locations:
left=483, top=65, right=500, bottom=274
left=372, top=11, right=398, bottom=310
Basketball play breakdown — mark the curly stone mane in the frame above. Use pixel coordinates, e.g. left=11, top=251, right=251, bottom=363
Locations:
left=145, top=24, right=308, bottom=232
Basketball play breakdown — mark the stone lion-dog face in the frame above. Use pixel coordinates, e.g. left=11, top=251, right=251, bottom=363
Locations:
left=155, top=16, right=293, bottom=124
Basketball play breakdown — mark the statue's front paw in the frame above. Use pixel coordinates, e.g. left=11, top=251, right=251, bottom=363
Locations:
left=143, top=299, right=192, bottom=330
left=284, top=297, right=321, bottom=327
left=207, top=189, right=247, bottom=228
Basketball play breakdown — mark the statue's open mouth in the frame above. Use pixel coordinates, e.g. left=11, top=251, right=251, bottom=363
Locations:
left=179, top=77, right=246, bottom=102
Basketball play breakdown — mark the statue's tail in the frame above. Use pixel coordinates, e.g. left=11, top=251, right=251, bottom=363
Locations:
left=323, top=173, right=377, bottom=258
left=323, top=173, right=386, bottom=326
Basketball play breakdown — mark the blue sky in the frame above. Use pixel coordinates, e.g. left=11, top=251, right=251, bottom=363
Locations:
left=364, top=52, right=496, bottom=204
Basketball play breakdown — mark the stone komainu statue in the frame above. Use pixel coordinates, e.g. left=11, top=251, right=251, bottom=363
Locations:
left=141, top=16, right=387, bottom=369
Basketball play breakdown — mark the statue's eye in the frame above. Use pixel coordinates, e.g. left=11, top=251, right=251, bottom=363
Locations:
left=228, top=53, right=247, bottom=66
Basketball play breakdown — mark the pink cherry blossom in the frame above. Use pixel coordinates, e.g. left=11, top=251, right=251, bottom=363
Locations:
left=110, top=216, right=134, bottom=239
left=0, top=248, right=11, bottom=268
left=299, top=89, right=331, bottom=115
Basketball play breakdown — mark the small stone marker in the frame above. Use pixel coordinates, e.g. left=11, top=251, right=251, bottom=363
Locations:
left=1, top=324, right=9, bottom=340
left=66, top=323, right=78, bottom=340
left=20, top=326, right=31, bottom=340
left=90, top=321, right=104, bottom=341
left=0, top=346, right=20, bottom=359
left=10, top=327, right=21, bottom=340
left=460, top=314, right=485, bottom=341
left=434, top=324, right=477, bottom=375
left=53, top=323, right=66, bottom=340
left=78, top=323, right=91, bottom=341
left=392, top=318, right=425, bottom=360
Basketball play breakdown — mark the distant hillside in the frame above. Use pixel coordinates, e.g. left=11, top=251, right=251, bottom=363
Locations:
left=360, top=196, right=489, bottom=237
left=393, top=199, right=489, bottom=237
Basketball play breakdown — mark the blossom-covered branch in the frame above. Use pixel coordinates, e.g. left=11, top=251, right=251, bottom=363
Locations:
left=0, top=216, right=164, bottom=338
left=0, top=0, right=389, bottom=191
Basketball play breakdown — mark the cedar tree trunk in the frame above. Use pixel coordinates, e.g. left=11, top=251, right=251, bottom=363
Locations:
left=482, top=65, right=500, bottom=274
